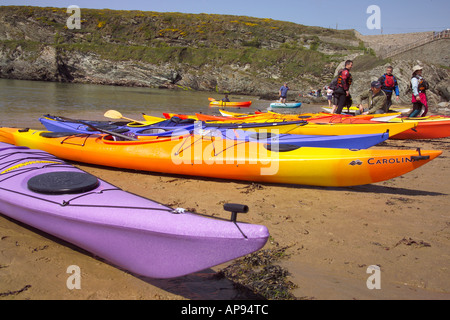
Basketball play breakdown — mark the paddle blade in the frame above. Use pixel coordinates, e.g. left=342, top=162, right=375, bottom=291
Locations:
left=104, top=110, right=123, bottom=120
left=105, top=110, right=147, bottom=125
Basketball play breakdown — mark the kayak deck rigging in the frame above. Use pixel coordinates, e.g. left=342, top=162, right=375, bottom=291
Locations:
left=0, top=148, right=252, bottom=238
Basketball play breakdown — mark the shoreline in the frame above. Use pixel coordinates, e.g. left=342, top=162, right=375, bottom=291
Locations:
left=1, top=136, right=449, bottom=300
left=0, top=79, right=449, bottom=300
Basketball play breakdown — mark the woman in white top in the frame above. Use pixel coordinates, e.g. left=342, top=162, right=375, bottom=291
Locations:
left=409, top=65, right=429, bottom=117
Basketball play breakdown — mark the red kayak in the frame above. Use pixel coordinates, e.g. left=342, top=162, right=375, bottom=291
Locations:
left=391, top=119, right=450, bottom=139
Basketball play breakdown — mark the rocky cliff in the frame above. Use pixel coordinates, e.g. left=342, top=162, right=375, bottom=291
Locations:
left=353, top=31, right=450, bottom=109
left=0, top=6, right=363, bottom=93
left=349, top=58, right=450, bottom=109
left=0, top=6, right=448, bottom=108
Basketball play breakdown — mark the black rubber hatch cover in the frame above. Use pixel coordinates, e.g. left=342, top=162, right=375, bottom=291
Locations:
left=27, top=171, right=100, bottom=195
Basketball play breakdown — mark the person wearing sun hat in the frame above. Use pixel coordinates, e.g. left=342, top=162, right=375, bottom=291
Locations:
left=356, top=80, right=388, bottom=115
left=410, top=65, right=429, bottom=117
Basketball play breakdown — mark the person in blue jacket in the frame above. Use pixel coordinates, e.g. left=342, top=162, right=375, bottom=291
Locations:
left=378, top=66, right=399, bottom=111
left=279, top=83, right=290, bottom=103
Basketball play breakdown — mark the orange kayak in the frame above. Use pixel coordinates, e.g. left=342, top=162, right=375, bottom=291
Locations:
left=0, top=127, right=441, bottom=187
left=209, top=98, right=252, bottom=108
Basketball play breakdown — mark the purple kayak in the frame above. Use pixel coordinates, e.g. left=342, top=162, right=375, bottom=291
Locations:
left=0, top=142, right=269, bottom=278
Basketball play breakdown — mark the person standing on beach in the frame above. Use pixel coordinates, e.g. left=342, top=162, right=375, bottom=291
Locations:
left=409, top=65, right=429, bottom=117
left=378, top=66, right=400, bottom=111
left=325, top=86, right=334, bottom=109
left=279, top=83, right=290, bottom=103
left=333, top=60, right=353, bottom=114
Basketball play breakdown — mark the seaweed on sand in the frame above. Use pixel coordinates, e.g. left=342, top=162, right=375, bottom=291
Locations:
left=215, top=244, right=298, bottom=300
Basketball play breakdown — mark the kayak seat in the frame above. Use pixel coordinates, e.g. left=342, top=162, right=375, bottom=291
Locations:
left=139, top=128, right=169, bottom=134
left=111, top=128, right=130, bottom=134
left=170, top=117, right=196, bottom=124
left=86, top=124, right=120, bottom=132
left=263, top=144, right=301, bottom=152
left=40, top=132, right=76, bottom=138
left=249, top=132, right=276, bottom=140
left=111, top=121, right=131, bottom=126
left=179, top=119, right=196, bottom=124
left=27, top=171, right=100, bottom=195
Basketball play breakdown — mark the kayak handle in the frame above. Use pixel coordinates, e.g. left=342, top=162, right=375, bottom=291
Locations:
left=411, top=155, right=430, bottom=161
left=224, top=203, right=249, bottom=222
left=411, top=148, right=430, bottom=161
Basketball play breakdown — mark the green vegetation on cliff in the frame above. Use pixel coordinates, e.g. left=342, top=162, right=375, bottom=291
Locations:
left=0, top=5, right=372, bottom=93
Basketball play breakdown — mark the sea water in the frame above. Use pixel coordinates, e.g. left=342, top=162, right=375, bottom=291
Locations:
left=0, top=78, right=322, bottom=129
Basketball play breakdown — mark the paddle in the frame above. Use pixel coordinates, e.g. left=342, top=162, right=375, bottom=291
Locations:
left=58, top=116, right=139, bottom=141
left=104, top=110, right=148, bottom=125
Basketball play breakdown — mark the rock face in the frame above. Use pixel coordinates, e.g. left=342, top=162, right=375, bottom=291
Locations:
left=0, top=6, right=363, bottom=98
left=350, top=32, right=450, bottom=107
left=0, top=44, right=277, bottom=94
left=349, top=60, right=450, bottom=107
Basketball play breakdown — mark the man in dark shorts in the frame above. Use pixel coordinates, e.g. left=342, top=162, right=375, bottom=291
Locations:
left=279, top=83, right=290, bottom=103
left=333, top=60, right=353, bottom=114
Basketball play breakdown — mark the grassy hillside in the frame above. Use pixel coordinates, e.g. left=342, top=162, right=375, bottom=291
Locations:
left=0, top=5, right=371, bottom=92
left=2, top=6, right=358, bottom=46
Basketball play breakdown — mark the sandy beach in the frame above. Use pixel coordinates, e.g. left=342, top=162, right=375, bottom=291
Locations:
left=0, top=125, right=449, bottom=300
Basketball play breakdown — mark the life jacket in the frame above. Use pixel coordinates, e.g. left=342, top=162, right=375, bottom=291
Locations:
left=329, top=69, right=352, bottom=92
left=418, top=78, right=429, bottom=92
left=337, top=69, right=352, bottom=88
left=412, top=75, right=429, bottom=93
left=383, top=74, right=395, bottom=88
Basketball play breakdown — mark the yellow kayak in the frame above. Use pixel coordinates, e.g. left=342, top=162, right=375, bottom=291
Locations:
left=136, top=114, right=166, bottom=125
left=285, top=121, right=416, bottom=136
left=143, top=114, right=416, bottom=136
left=322, top=106, right=411, bottom=114
left=219, top=109, right=402, bottom=122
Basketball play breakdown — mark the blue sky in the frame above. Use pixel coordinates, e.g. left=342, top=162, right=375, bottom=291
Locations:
left=1, top=0, right=449, bottom=35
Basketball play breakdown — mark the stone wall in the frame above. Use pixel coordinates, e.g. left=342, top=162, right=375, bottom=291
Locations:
left=392, top=39, right=450, bottom=67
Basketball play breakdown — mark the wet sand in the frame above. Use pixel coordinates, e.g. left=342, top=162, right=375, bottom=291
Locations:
left=0, top=127, right=449, bottom=300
